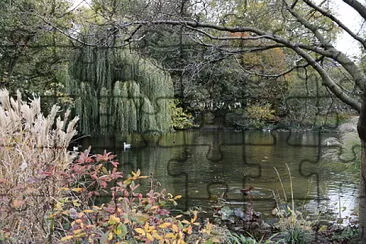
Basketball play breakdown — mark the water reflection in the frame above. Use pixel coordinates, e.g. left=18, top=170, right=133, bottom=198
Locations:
left=80, top=128, right=358, bottom=222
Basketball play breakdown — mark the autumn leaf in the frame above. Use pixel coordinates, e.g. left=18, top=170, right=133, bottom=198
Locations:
left=108, top=232, right=113, bottom=240
left=165, top=233, right=176, bottom=239
left=82, top=209, right=94, bottom=213
left=174, top=195, right=182, bottom=200
left=134, top=228, right=145, bottom=235
left=146, top=233, right=154, bottom=241
left=95, top=151, right=116, bottom=162
left=152, top=231, right=163, bottom=240
left=71, top=187, right=85, bottom=193
left=108, top=215, right=121, bottom=225
left=171, top=224, right=179, bottom=232
left=76, top=151, right=94, bottom=164
left=110, top=161, right=119, bottom=167
left=60, top=235, right=74, bottom=241
left=158, top=222, right=171, bottom=228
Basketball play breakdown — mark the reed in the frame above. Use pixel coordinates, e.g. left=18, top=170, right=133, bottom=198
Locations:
left=0, top=89, right=78, bottom=242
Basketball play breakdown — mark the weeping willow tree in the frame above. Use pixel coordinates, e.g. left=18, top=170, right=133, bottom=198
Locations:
left=66, top=44, right=173, bottom=136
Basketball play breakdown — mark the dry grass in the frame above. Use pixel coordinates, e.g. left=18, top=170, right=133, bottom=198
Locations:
left=0, top=89, right=78, bottom=242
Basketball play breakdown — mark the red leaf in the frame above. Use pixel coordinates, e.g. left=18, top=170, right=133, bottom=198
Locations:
left=110, top=161, right=119, bottom=167
left=95, top=151, right=116, bottom=162
left=77, top=152, right=94, bottom=164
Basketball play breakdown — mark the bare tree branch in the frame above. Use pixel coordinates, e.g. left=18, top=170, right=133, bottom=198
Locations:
left=343, top=0, right=366, bottom=20
left=303, top=0, right=366, bottom=49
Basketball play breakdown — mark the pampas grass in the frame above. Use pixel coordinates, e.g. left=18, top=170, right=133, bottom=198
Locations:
left=0, top=89, right=78, bottom=242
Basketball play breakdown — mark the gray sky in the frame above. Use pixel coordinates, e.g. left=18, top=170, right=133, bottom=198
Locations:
left=333, top=1, right=363, bottom=58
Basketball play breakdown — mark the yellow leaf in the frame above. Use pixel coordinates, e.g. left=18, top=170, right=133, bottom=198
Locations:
left=92, top=205, right=102, bottom=210
left=108, top=232, right=113, bottom=240
left=71, top=188, right=85, bottom=193
left=146, top=233, right=154, bottom=241
left=73, top=229, right=83, bottom=234
left=318, top=225, right=328, bottom=232
left=183, top=226, right=192, bottom=235
left=175, top=214, right=183, bottom=219
left=134, top=228, right=145, bottom=235
left=74, top=233, right=86, bottom=238
left=174, top=195, right=182, bottom=200
left=83, top=209, right=94, bottom=213
left=60, top=235, right=74, bottom=241
left=152, top=231, right=163, bottom=240
left=115, top=227, right=122, bottom=236
left=108, top=215, right=121, bottom=225
left=171, top=224, right=179, bottom=232
left=165, top=233, right=176, bottom=239
left=158, top=222, right=171, bottom=228
left=181, top=220, right=190, bottom=225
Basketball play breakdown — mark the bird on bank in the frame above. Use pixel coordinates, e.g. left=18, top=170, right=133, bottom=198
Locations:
left=123, top=142, right=131, bottom=150
left=72, top=145, right=82, bottom=152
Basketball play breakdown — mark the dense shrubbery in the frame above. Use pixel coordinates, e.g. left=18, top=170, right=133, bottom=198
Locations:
left=50, top=149, right=205, bottom=243
left=246, top=103, right=277, bottom=128
left=0, top=89, right=225, bottom=243
left=170, top=99, right=197, bottom=130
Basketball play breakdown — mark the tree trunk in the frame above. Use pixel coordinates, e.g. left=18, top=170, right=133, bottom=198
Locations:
left=357, top=101, right=366, bottom=242
left=360, top=141, right=366, bottom=242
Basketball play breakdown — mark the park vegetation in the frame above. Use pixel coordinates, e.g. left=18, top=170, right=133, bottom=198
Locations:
left=0, top=0, right=365, bottom=242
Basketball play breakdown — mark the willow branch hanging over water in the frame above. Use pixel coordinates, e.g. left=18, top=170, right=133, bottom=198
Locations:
left=66, top=42, right=173, bottom=136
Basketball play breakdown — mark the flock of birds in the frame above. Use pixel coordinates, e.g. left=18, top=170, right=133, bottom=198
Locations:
left=72, top=142, right=132, bottom=152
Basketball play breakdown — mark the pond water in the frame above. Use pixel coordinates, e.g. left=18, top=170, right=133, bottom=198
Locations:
left=80, top=128, right=358, bottom=224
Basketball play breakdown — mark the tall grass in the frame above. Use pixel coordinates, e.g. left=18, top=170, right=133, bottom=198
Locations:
left=272, top=164, right=313, bottom=243
left=0, top=89, right=78, bottom=242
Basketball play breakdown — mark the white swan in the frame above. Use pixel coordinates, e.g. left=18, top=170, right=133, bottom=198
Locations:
left=123, top=142, right=131, bottom=150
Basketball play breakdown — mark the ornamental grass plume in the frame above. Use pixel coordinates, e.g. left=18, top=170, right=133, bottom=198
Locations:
left=0, top=89, right=78, bottom=242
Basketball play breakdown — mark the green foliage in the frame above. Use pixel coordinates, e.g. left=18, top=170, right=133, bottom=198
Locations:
left=227, top=232, right=258, bottom=244
left=332, top=226, right=359, bottom=242
left=281, top=227, right=313, bottom=244
left=246, top=103, right=276, bottom=128
left=0, top=0, right=73, bottom=96
left=67, top=46, right=174, bottom=136
left=170, top=99, right=197, bottom=129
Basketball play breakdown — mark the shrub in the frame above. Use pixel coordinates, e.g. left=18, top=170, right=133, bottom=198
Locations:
left=0, top=89, right=230, bottom=243
left=169, top=99, right=197, bottom=130
left=50, top=149, right=203, bottom=243
left=246, top=103, right=276, bottom=128
left=0, top=89, right=78, bottom=242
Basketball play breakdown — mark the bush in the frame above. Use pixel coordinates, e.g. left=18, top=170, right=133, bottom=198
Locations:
left=169, top=99, right=197, bottom=130
left=246, top=103, right=276, bottom=128
left=0, top=89, right=233, bottom=243
left=50, top=149, right=203, bottom=243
